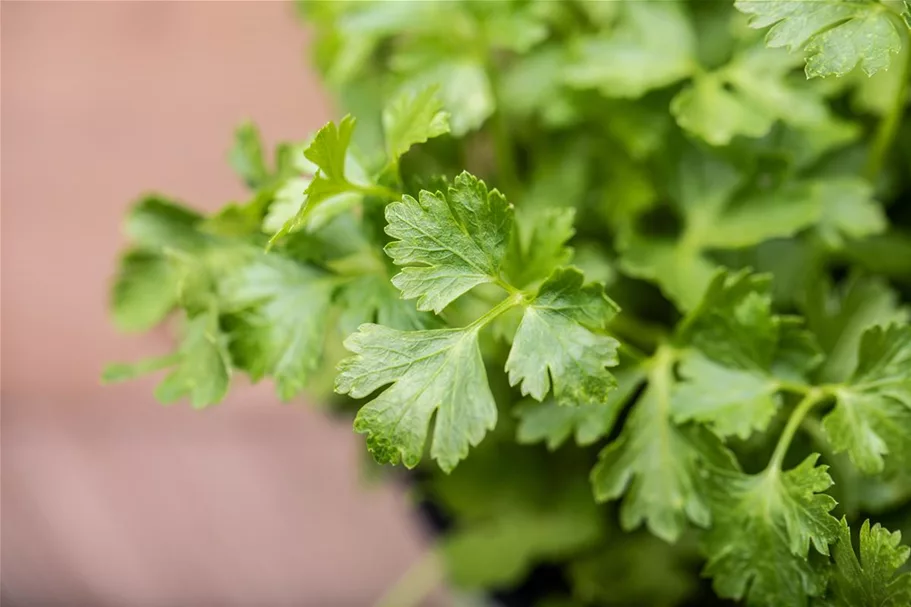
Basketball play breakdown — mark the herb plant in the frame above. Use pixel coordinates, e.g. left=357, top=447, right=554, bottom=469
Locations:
left=106, top=1, right=911, bottom=606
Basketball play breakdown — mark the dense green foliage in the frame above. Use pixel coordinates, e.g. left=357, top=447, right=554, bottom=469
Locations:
left=106, top=1, right=911, bottom=605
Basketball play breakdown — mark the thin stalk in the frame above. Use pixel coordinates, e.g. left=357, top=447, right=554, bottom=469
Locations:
left=774, top=379, right=813, bottom=396
left=493, top=274, right=524, bottom=298
left=357, top=183, right=401, bottom=202
left=646, top=343, right=676, bottom=380
left=374, top=549, right=444, bottom=607
left=101, top=353, right=180, bottom=383
left=766, top=389, right=827, bottom=472
left=614, top=338, right=649, bottom=363
left=468, top=291, right=525, bottom=330
left=864, top=14, right=911, bottom=180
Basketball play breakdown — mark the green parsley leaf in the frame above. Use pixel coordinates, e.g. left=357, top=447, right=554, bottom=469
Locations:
left=568, top=533, right=699, bottom=607
left=385, top=171, right=513, bottom=313
left=843, top=229, right=911, bottom=282
left=672, top=271, right=822, bottom=438
left=566, top=1, right=697, bottom=98
left=304, top=0, right=458, bottom=86
left=673, top=353, right=782, bottom=440
left=342, top=0, right=523, bottom=136
left=443, top=507, right=602, bottom=589
left=473, top=0, right=549, bottom=54
left=618, top=151, right=739, bottom=309
left=431, top=443, right=605, bottom=588
left=218, top=256, right=336, bottom=401
left=207, top=135, right=328, bottom=238
left=620, top=150, right=866, bottom=309
left=680, top=270, right=825, bottom=380
left=696, top=182, right=828, bottom=249
left=503, top=207, right=575, bottom=289
left=591, top=347, right=737, bottom=543
left=262, top=178, right=309, bottom=235
left=515, top=365, right=645, bottom=450
left=814, top=178, right=886, bottom=247
left=396, top=59, right=494, bottom=137
left=672, top=46, right=829, bottom=146
left=229, top=121, right=269, bottom=189
left=306, top=114, right=355, bottom=187
left=601, top=97, right=673, bottom=161
left=824, top=324, right=911, bottom=475
left=101, top=353, right=178, bottom=384
left=164, top=245, right=253, bottom=316
left=498, top=46, right=571, bottom=122
left=505, top=268, right=620, bottom=406
left=336, top=324, right=497, bottom=473
left=110, top=249, right=179, bottom=332
left=382, top=85, right=450, bottom=164
left=852, top=40, right=911, bottom=115
left=677, top=271, right=779, bottom=369
left=618, top=233, right=718, bottom=313
left=735, top=0, right=905, bottom=78
left=103, top=308, right=232, bottom=409
left=201, top=193, right=271, bottom=239
left=822, top=517, right=911, bottom=607
left=702, top=455, right=840, bottom=607
left=268, top=116, right=369, bottom=245
left=110, top=197, right=218, bottom=332
left=805, top=274, right=909, bottom=383
left=264, top=176, right=361, bottom=235
left=336, top=273, right=434, bottom=335
left=124, top=195, right=206, bottom=252
left=671, top=73, right=774, bottom=147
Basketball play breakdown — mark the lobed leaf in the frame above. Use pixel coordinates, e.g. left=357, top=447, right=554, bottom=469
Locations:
left=336, top=324, right=497, bottom=473
left=824, top=324, right=911, bottom=475
left=506, top=268, right=620, bottom=406
left=382, top=85, right=450, bottom=164
left=219, top=256, right=336, bottom=401
left=735, top=0, right=905, bottom=78
left=385, top=171, right=513, bottom=313
left=702, top=455, right=840, bottom=607
left=591, top=348, right=737, bottom=543
left=516, top=365, right=645, bottom=450
left=821, top=517, right=911, bottom=607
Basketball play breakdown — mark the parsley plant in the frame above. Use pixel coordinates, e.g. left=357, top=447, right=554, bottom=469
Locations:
left=107, top=2, right=911, bottom=605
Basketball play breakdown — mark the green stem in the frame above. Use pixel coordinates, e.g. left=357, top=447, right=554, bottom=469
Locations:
left=469, top=291, right=525, bottom=330
left=494, top=274, right=524, bottom=298
left=374, top=549, right=444, bottom=607
left=774, top=379, right=813, bottom=396
left=614, top=338, right=649, bottom=363
left=357, top=183, right=401, bottom=202
left=646, top=343, right=677, bottom=381
left=864, top=14, right=911, bottom=180
left=101, top=353, right=180, bottom=383
left=766, top=389, right=827, bottom=472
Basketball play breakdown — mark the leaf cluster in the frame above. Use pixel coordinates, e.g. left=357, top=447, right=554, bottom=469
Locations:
left=107, top=1, right=911, bottom=605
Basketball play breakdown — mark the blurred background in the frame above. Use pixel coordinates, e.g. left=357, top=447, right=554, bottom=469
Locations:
left=2, top=2, right=436, bottom=605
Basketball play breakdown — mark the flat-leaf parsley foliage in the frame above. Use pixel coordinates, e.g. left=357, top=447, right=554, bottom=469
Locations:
left=107, top=1, right=911, bottom=605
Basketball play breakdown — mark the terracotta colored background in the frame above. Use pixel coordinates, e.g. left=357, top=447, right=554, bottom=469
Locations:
left=1, top=2, right=437, bottom=604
